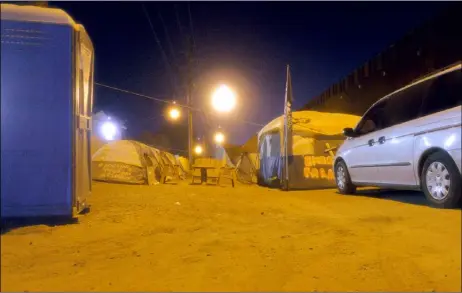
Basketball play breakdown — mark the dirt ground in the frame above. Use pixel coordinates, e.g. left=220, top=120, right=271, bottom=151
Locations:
left=1, top=181, right=461, bottom=292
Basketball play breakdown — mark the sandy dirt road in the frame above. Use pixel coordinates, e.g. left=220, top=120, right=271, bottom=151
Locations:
left=1, top=182, right=461, bottom=292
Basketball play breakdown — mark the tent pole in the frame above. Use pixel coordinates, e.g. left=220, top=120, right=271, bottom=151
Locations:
left=282, top=64, right=292, bottom=191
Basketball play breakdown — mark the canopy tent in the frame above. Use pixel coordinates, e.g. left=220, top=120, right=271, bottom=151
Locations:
left=241, top=134, right=258, bottom=153
left=212, top=145, right=235, bottom=167
left=224, top=134, right=260, bottom=184
left=92, top=140, right=164, bottom=184
left=234, top=152, right=260, bottom=184
left=258, top=111, right=361, bottom=189
left=223, top=144, right=241, bottom=165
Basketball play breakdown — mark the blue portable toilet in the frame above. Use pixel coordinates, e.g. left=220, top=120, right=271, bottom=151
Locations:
left=1, top=4, right=94, bottom=217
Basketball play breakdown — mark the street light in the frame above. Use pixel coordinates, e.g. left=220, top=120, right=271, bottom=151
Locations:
left=168, top=107, right=180, bottom=120
left=194, top=145, right=203, bottom=155
left=212, top=84, right=236, bottom=113
left=214, top=132, right=225, bottom=145
left=101, top=121, right=117, bottom=141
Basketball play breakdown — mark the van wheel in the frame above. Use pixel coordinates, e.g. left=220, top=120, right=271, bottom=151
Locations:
left=421, top=151, right=461, bottom=209
left=335, top=161, right=356, bottom=195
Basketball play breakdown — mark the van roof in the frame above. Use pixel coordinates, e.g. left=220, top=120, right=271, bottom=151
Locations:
left=370, top=62, right=461, bottom=109
left=0, top=4, right=76, bottom=26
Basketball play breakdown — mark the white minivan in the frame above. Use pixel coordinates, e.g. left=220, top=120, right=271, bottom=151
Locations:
left=334, top=62, right=461, bottom=208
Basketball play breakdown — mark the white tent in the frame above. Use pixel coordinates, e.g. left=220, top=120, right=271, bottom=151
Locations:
left=92, top=140, right=163, bottom=184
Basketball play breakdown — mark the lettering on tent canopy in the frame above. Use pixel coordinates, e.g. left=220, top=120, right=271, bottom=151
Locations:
left=303, top=155, right=335, bottom=181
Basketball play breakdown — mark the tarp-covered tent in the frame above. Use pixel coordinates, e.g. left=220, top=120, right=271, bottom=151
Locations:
left=224, top=144, right=241, bottom=166
left=176, top=155, right=190, bottom=173
left=162, top=152, right=187, bottom=179
left=92, top=140, right=163, bottom=184
left=235, top=152, right=260, bottom=184
left=213, top=145, right=234, bottom=167
left=224, top=135, right=260, bottom=184
left=258, top=111, right=361, bottom=189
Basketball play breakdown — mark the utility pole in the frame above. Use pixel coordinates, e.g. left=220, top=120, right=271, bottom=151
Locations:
left=186, top=35, right=194, bottom=166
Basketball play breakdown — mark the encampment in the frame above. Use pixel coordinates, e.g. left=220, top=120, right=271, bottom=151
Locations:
left=258, top=110, right=361, bottom=189
left=92, top=140, right=164, bottom=184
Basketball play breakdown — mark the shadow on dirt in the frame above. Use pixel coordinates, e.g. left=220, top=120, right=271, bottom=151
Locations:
left=1, top=216, right=79, bottom=235
left=355, top=189, right=429, bottom=206
left=353, top=188, right=461, bottom=209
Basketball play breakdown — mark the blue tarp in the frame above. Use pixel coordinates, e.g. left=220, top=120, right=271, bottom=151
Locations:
left=259, top=132, right=282, bottom=186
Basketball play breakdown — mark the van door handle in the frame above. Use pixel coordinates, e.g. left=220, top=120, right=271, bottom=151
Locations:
left=368, top=139, right=375, bottom=146
left=378, top=136, right=386, bottom=144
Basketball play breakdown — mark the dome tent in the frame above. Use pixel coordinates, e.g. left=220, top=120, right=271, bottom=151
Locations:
left=92, top=140, right=163, bottom=184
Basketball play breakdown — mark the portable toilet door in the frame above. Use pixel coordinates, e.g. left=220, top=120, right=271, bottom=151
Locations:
left=73, top=24, right=94, bottom=214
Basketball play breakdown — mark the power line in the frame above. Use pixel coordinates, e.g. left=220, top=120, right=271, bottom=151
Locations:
left=165, top=147, right=188, bottom=153
left=157, top=11, right=177, bottom=67
left=145, top=142, right=189, bottom=154
left=237, top=119, right=265, bottom=127
left=174, top=4, right=184, bottom=37
left=96, top=82, right=172, bottom=104
left=95, top=82, right=265, bottom=127
left=142, top=113, right=189, bottom=127
left=141, top=3, right=177, bottom=93
left=187, top=2, right=196, bottom=50
left=206, top=111, right=265, bottom=127
left=186, top=3, right=214, bottom=142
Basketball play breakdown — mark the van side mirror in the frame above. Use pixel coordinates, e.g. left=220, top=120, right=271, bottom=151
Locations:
left=343, top=127, right=357, bottom=138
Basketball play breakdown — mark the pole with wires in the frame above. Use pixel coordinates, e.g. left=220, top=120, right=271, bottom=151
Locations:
left=186, top=34, right=194, bottom=166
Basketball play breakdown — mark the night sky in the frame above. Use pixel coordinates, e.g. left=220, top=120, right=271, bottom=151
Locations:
left=54, top=1, right=448, bottom=145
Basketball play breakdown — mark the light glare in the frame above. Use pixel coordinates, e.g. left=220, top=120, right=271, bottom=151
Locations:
left=194, top=145, right=203, bottom=155
left=214, top=132, right=225, bottom=144
left=101, top=121, right=117, bottom=141
left=212, top=85, right=236, bottom=113
left=169, top=108, right=180, bottom=120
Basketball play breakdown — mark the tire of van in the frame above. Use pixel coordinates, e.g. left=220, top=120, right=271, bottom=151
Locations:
left=421, top=151, right=461, bottom=209
left=335, top=160, right=357, bottom=195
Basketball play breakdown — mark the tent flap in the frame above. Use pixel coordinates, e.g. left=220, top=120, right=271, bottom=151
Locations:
left=259, top=132, right=282, bottom=186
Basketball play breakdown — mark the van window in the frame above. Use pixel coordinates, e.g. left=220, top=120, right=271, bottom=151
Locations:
left=355, top=100, right=387, bottom=135
left=380, top=77, right=431, bottom=128
left=421, top=69, right=462, bottom=117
